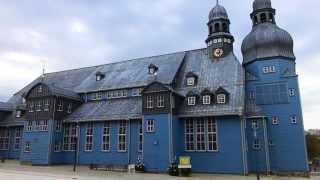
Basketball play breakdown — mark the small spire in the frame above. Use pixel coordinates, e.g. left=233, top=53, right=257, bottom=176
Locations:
left=40, top=59, right=46, bottom=81
left=216, top=0, right=219, bottom=5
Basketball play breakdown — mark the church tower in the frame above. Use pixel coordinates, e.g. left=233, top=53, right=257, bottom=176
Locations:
left=206, top=1, right=234, bottom=59
left=242, top=0, right=309, bottom=174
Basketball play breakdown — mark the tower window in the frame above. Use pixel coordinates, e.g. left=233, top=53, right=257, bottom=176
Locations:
left=290, top=116, right=297, bottom=124
left=187, top=77, right=195, bottom=86
left=260, top=13, right=267, bottom=23
left=217, top=94, right=226, bottom=104
left=289, top=88, right=296, bottom=97
left=222, top=23, right=228, bottom=32
left=269, top=13, right=274, bottom=22
left=209, top=26, right=213, bottom=34
left=262, top=66, right=276, bottom=74
left=254, top=16, right=258, bottom=24
left=146, top=120, right=155, bottom=133
left=214, top=23, right=220, bottom=32
left=272, top=116, right=279, bottom=125
left=252, top=120, right=259, bottom=129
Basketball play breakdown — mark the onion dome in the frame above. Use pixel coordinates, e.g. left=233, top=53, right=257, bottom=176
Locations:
left=241, top=0, right=295, bottom=64
left=209, top=4, right=228, bottom=21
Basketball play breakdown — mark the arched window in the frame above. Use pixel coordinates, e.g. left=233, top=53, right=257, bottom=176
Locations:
left=269, top=13, right=274, bottom=22
left=260, top=13, right=267, bottom=23
left=254, top=16, right=258, bottom=24
left=222, top=23, right=228, bottom=32
left=209, top=26, right=213, bottom=34
left=214, top=23, right=220, bottom=32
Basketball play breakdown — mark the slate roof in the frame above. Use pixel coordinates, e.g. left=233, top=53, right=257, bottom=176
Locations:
left=0, top=112, right=25, bottom=127
left=175, top=49, right=245, bottom=117
left=0, top=102, right=13, bottom=112
left=64, top=98, right=142, bottom=122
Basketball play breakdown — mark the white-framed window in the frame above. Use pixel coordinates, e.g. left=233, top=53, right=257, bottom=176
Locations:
left=57, top=100, right=63, bottom=111
left=187, top=96, right=196, bottom=106
left=146, top=96, right=153, bottom=109
left=272, top=116, right=279, bottom=125
left=93, top=92, right=103, bottom=100
left=96, top=75, right=102, bottom=81
left=39, top=120, right=48, bottom=131
left=196, top=120, right=206, bottom=151
left=24, top=141, right=31, bottom=152
left=132, top=88, right=142, bottom=96
left=202, top=95, right=211, bottom=105
left=55, top=120, right=62, bottom=132
left=146, top=120, right=155, bottom=133
left=157, top=95, right=165, bottom=108
left=16, top=110, right=22, bottom=118
left=85, top=122, right=94, bottom=151
left=67, top=103, right=72, bottom=114
left=0, top=128, right=10, bottom=150
left=26, top=121, right=33, bottom=132
left=249, top=91, right=255, bottom=100
left=252, top=119, right=259, bottom=129
left=118, top=120, right=127, bottom=152
left=29, top=102, right=34, bottom=112
left=14, top=128, right=22, bottom=150
left=44, top=99, right=50, bottom=111
left=185, top=119, right=194, bottom=151
left=290, top=115, right=297, bottom=124
left=102, top=121, right=111, bottom=151
left=253, top=139, right=261, bottom=150
left=187, top=77, right=195, bottom=86
left=289, top=88, right=296, bottom=97
left=217, top=94, right=226, bottom=104
left=262, top=66, right=276, bottom=74
left=63, top=124, right=77, bottom=151
left=138, top=120, right=143, bottom=152
left=207, top=118, right=218, bottom=151
left=54, top=141, right=61, bottom=152
left=36, top=101, right=41, bottom=111
left=35, top=120, right=40, bottom=131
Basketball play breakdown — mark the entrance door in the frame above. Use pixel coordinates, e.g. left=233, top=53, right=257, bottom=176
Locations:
left=129, top=119, right=142, bottom=164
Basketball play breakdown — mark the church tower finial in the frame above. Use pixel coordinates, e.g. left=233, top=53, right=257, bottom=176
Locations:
left=206, top=1, right=234, bottom=59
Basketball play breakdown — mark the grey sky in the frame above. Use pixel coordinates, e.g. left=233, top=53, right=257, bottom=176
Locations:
left=0, top=0, right=319, bottom=129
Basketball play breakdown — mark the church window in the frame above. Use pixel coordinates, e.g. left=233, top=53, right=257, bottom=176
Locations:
left=146, top=96, right=153, bottom=109
left=289, top=88, right=296, bottom=97
left=260, top=13, right=267, bottom=23
left=85, top=122, right=94, bottom=151
left=118, top=120, right=127, bottom=151
left=146, top=120, right=155, bottom=133
left=187, top=96, right=196, bottom=106
left=253, top=139, right=261, bottom=150
left=207, top=118, right=218, bottom=151
left=187, top=77, right=195, bottom=86
left=272, top=116, right=279, bottom=125
left=209, top=26, right=213, bottom=34
left=203, top=95, right=211, bottom=105
left=222, top=23, right=228, bottom=32
left=157, top=95, right=165, bottom=108
left=14, top=128, right=22, bottom=150
left=290, top=115, right=297, bottom=124
left=214, top=23, right=220, bottom=32
left=217, top=94, right=226, bottom=104
left=196, top=119, right=206, bottom=151
left=102, top=121, right=111, bottom=151
left=63, top=123, right=77, bottom=151
left=185, top=119, right=194, bottom=151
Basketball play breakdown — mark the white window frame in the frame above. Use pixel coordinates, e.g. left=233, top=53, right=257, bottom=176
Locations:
left=96, top=75, right=102, bottom=81
left=102, top=121, right=111, bottom=152
left=118, top=120, right=127, bottom=152
left=207, top=118, right=218, bottom=152
left=44, top=99, right=50, bottom=111
left=63, top=124, right=77, bottom=151
left=253, top=139, right=261, bottom=150
left=0, top=128, right=10, bottom=150
left=263, top=66, right=276, bottom=74
left=290, top=115, right=297, bottom=124
left=26, top=121, right=33, bottom=132
left=187, top=96, right=196, bottom=106
left=14, top=128, right=22, bottom=150
left=146, top=120, right=155, bottom=133
left=24, top=141, right=31, bottom=152
left=196, top=120, right=206, bottom=151
left=187, top=77, right=195, bottom=86
left=203, top=95, right=211, bottom=105
left=146, top=96, right=153, bottom=109
left=55, top=120, right=62, bottom=132
left=39, top=120, right=48, bottom=131
left=157, top=95, right=165, bottom=108
left=36, top=101, right=41, bottom=111
left=217, top=94, right=226, bottom=104
left=289, top=88, right=296, bottom=97
left=185, top=119, right=194, bottom=151
left=252, top=119, right=259, bottom=129
left=57, top=100, right=63, bottom=111
left=85, top=122, right=94, bottom=152
left=272, top=116, right=279, bottom=125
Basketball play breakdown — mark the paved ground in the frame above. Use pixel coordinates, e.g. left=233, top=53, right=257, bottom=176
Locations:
left=0, top=160, right=318, bottom=180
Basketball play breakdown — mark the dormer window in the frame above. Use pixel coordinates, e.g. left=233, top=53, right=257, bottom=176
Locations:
left=217, top=94, right=226, bottom=104
left=186, top=72, right=198, bottom=87
left=187, top=97, right=196, bottom=106
left=148, top=64, right=158, bottom=75
left=95, top=72, right=105, bottom=81
left=203, top=95, right=211, bottom=105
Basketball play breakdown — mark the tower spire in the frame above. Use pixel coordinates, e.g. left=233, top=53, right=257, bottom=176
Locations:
left=216, top=0, right=219, bottom=5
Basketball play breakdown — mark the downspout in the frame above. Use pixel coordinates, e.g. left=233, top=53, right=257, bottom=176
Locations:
left=263, top=116, right=270, bottom=174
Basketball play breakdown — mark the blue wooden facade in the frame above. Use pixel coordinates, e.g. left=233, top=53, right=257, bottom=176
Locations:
left=0, top=0, right=309, bottom=175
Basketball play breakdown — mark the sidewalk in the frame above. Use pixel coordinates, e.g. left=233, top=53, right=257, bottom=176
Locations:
left=0, top=160, right=317, bottom=180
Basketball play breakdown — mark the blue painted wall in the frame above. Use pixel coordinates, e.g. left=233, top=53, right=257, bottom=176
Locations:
left=176, top=116, right=245, bottom=174
left=143, top=114, right=170, bottom=172
left=245, top=58, right=309, bottom=172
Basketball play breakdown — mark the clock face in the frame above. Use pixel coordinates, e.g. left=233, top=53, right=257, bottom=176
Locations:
left=213, top=48, right=224, bottom=57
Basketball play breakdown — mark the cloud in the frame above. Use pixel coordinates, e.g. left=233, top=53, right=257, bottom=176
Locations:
left=0, top=0, right=319, bottom=129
